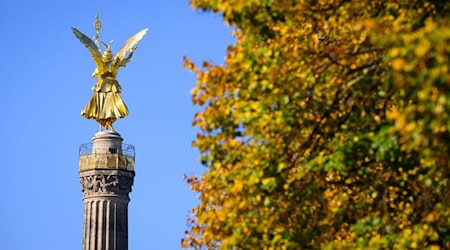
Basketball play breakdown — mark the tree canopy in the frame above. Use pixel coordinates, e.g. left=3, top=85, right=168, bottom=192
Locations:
left=183, top=0, right=450, bottom=249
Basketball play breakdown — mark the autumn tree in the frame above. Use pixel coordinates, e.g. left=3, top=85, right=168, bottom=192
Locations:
left=183, top=0, right=450, bottom=249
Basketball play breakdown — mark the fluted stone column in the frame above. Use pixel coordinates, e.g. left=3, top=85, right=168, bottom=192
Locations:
left=79, top=131, right=135, bottom=250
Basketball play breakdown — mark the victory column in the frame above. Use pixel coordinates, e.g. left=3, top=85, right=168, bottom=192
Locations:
left=73, top=14, right=147, bottom=250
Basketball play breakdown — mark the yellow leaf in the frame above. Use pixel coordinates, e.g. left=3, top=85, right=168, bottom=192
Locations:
left=405, top=122, right=416, bottom=132
left=392, top=58, right=405, bottom=71
left=414, top=38, right=430, bottom=57
left=386, top=108, right=399, bottom=120
left=231, top=181, right=243, bottom=193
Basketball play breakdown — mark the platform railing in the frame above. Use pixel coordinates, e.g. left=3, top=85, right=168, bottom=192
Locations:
left=79, top=143, right=135, bottom=171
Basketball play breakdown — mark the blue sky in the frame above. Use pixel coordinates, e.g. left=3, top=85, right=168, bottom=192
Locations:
left=0, top=1, right=233, bottom=249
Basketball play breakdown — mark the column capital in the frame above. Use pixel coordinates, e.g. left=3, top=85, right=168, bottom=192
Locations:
left=79, top=169, right=135, bottom=198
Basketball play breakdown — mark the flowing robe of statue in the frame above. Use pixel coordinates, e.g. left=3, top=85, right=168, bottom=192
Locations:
left=72, top=26, right=148, bottom=131
left=81, top=53, right=129, bottom=128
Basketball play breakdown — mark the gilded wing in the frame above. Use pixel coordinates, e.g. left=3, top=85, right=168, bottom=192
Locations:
left=113, top=28, right=148, bottom=64
left=71, top=27, right=106, bottom=73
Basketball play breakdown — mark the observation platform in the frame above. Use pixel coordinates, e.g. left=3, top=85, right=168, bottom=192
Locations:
left=79, top=131, right=135, bottom=171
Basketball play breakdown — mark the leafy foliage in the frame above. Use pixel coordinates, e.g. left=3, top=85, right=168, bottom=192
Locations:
left=183, top=0, right=450, bottom=249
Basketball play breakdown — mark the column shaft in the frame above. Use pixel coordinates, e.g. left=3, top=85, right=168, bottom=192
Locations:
left=79, top=169, right=134, bottom=250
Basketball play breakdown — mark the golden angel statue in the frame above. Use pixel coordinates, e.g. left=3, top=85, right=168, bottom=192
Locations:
left=72, top=18, right=147, bottom=131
